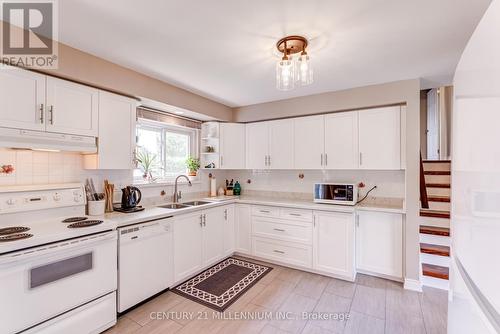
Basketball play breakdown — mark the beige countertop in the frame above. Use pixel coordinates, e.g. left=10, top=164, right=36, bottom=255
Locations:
left=102, top=195, right=405, bottom=228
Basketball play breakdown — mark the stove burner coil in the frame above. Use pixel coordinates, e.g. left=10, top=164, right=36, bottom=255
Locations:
left=0, top=233, right=33, bottom=242
left=67, top=220, right=103, bottom=228
left=0, top=226, right=30, bottom=236
left=62, top=217, right=88, bottom=223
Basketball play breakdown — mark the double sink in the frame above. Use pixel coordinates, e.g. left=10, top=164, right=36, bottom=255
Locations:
left=158, top=200, right=212, bottom=210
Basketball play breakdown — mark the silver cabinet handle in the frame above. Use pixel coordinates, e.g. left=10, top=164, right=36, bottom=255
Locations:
left=260, top=210, right=270, bottom=213
left=268, top=155, right=271, bottom=167
left=224, top=209, right=227, bottom=220
left=39, top=104, right=44, bottom=123
left=49, top=105, right=54, bottom=125
left=313, top=215, right=316, bottom=227
left=273, top=250, right=285, bottom=254
left=325, top=153, right=328, bottom=166
left=289, top=213, right=301, bottom=217
left=220, top=155, right=223, bottom=167
left=359, top=152, right=363, bottom=166
left=320, top=154, right=323, bottom=166
left=356, top=214, right=359, bottom=227
left=273, top=228, right=285, bottom=232
left=203, top=214, right=206, bottom=226
left=200, top=214, right=203, bottom=227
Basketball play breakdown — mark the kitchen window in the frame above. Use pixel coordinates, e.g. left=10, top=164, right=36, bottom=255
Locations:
left=134, top=120, right=199, bottom=182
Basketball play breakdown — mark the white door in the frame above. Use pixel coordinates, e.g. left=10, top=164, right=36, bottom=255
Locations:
left=358, top=106, right=401, bottom=170
left=246, top=122, right=269, bottom=169
left=356, top=211, right=403, bottom=278
left=235, top=204, right=252, bottom=254
left=427, top=89, right=440, bottom=160
left=173, top=212, right=203, bottom=282
left=202, top=207, right=225, bottom=265
left=294, top=115, right=325, bottom=169
left=220, top=123, right=245, bottom=169
left=46, top=77, right=98, bottom=136
left=223, top=204, right=235, bottom=256
left=313, top=211, right=355, bottom=279
left=269, top=119, right=294, bottom=169
left=324, top=111, right=359, bottom=169
left=0, top=66, right=46, bottom=131
left=93, top=91, right=136, bottom=169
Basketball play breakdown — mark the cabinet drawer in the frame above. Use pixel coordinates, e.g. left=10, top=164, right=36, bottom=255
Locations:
left=252, top=217, right=312, bottom=244
left=279, top=208, right=313, bottom=222
left=253, top=237, right=312, bottom=268
left=252, top=205, right=280, bottom=218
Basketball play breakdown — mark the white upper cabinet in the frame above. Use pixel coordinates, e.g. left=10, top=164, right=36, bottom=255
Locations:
left=84, top=91, right=136, bottom=169
left=294, top=115, right=325, bottom=169
left=246, top=122, right=269, bottom=169
left=268, top=119, right=294, bottom=169
left=358, top=106, right=401, bottom=170
left=0, top=66, right=46, bottom=131
left=46, top=77, right=98, bottom=137
left=220, top=123, right=245, bottom=169
left=324, top=112, right=359, bottom=169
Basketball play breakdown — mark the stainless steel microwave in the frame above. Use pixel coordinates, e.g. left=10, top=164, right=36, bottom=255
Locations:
left=313, top=183, right=358, bottom=206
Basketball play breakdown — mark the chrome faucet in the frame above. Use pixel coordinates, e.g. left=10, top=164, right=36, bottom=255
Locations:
left=173, top=175, right=192, bottom=203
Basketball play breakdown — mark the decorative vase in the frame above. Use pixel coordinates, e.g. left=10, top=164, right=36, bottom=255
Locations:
left=188, top=170, right=197, bottom=177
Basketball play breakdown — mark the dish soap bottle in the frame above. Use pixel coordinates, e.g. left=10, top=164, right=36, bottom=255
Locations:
left=233, top=181, right=241, bottom=196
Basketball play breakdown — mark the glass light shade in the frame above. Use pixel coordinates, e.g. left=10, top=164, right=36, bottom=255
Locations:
left=276, top=58, right=295, bottom=91
left=296, top=53, right=313, bottom=86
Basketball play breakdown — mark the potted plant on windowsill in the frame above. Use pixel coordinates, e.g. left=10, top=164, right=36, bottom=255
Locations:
left=186, top=157, right=200, bottom=177
left=136, top=149, right=160, bottom=183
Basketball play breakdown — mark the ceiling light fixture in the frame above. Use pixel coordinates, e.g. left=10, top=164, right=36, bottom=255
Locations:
left=276, top=35, right=313, bottom=91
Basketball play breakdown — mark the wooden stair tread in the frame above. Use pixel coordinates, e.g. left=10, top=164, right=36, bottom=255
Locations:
left=420, top=209, right=450, bottom=219
left=422, top=160, right=451, bottom=163
left=420, top=243, right=450, bottom=257
left=424, top=171, right=451, bottom=175
left=420, top=225, right=450, bottom=236
left=422, top=263, right=449, bottom=280
left=427, top=195, right=450, bottom=203
left=426, top=183, right=451, bottom=188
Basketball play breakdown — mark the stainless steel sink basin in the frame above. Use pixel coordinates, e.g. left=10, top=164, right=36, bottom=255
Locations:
left=158, top=203, right=190, bottom=209
left=182, top=201, right=211, bottom=206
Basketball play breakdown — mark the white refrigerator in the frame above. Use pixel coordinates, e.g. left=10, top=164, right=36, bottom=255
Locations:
left=449, top=0, right=500, bottom=333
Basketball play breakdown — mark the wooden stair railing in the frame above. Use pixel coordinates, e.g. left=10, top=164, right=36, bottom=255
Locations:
left=420, top=152, right=429, bottom=209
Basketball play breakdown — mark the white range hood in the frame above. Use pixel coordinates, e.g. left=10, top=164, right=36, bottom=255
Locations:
left=0, top=127, right=97, bottom=153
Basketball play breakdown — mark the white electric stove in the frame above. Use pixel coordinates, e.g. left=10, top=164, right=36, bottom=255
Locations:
left=0, top=183, right=118, bottom=334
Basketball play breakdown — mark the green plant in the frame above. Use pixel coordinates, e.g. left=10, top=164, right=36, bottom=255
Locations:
left=136, top=149, right=161, bottom=176
left=185, top=156, right=200, bottom=172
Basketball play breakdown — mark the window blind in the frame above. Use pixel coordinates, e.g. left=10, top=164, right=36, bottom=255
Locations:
left=137, top=106, right=202, bottom=129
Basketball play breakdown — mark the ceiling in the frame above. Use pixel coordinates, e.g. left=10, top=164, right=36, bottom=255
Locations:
left=59, top=0, right=491, bottom=107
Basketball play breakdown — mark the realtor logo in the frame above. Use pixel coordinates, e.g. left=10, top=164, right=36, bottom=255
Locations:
left=1, top=0, right=58, bottom=68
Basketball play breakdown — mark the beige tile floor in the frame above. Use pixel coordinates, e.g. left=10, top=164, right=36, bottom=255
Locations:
left=106, top=258, right=447, bottom=334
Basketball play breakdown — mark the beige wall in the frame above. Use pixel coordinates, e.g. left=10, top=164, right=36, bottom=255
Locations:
left=1, top=21, right=233, bottom=121
left=234, top=79, right=422, bottom=283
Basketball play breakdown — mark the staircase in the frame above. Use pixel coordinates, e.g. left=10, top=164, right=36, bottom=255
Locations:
left=419, top=159, right=451, bottom=290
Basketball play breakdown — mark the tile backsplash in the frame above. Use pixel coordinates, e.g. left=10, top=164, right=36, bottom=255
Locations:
left=0, top=149, right=82, bottom=186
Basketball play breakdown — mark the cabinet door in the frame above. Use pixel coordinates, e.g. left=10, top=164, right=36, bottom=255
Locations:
left=235, top=204, right=252, bottom=254
left=85, top=91, right=136, bottom=169
left=324, top=111, right=359, bottom=169
left=46, top=77, right=98, bottom=136
left=0, top=66, right=45, bottom=131
left=223, top=205, right=235, bottom=256
left=220, top=123, right=245, bottom=169
left=173, top=212, right=203, bottom=282
left=358, top=106, right=401, bottom=170
left=313, top=211, right=355, bottom=279
left=294, top=115, right=325, bottom=169
left=203, top=207, right=225, bottom=265
left=269, top=119, right=294, bottom=169
left=246, top=122, right=269, bottom=169
left=356, top=211, right=403, bottom=278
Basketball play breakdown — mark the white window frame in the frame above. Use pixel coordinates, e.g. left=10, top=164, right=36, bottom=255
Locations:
left=135, top=119, right=199, bottom=183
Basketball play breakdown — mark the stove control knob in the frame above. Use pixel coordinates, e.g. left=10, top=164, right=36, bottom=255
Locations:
left=53, top=193, right=61, bottom=201
left=6, top=198, right=16, bottom=206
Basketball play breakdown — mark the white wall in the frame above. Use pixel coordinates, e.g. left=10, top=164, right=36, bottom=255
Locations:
left=226, top=169, right=405, bottom=199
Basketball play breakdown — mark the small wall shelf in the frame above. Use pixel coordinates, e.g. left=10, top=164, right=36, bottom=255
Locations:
left=200, top=122, right=220, bottom=169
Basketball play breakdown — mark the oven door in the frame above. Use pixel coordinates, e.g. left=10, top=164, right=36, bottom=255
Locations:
left=0, top=231, right=117, bottom=334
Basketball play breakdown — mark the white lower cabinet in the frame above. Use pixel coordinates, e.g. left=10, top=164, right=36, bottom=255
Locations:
left=355, top=211, right=403, bottom=279
left=313, top=211, right=355, bottom=280
left=173, top=206, right=229, bottom=283
left=235, top=204, right=252, bottom=254
left=223, top=205, right=235, bottom=256
left=253, top=237, right=312, bottom=268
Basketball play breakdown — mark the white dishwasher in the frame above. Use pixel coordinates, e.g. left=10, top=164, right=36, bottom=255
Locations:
left=117, top=217, right=173, bottom=312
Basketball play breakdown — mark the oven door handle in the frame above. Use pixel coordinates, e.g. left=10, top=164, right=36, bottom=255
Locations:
left=0, top=231, right=117, bottom=267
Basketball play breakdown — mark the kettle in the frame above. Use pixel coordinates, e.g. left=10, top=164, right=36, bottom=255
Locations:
left=121, top=186, right=142, bottom=209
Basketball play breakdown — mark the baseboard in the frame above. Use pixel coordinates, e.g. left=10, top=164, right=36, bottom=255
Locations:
left=404, top=278, right=423, bottom=292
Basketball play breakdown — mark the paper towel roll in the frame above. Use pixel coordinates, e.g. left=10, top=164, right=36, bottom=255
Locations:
left=210, top=177, right=217, bottom=197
